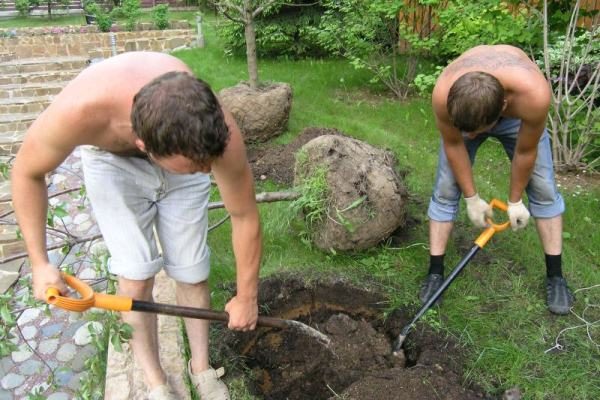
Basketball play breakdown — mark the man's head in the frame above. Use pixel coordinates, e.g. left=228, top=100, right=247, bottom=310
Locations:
left=131, top=71, right=230, bottom=172
left=447, top=71, right=506, bottom=133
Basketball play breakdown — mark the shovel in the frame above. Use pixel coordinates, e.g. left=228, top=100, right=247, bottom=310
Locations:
left=392, top=198, right=510, bottom=355
left=45, top=273, right=331, bottom=347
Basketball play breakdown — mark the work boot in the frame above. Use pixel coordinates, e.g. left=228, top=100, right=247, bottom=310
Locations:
left=188, top=361, right=230, bottom=400
left=419, top=274, right=444, bottom=305
left=546, top=276, right=574, bottom=315
left=147, top=383, right=176, bottom=400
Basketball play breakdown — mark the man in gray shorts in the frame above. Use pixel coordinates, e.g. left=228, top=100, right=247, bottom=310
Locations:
left=420, top=44, right=574, bottom=315
left=11, top=52, right=261, bottom=400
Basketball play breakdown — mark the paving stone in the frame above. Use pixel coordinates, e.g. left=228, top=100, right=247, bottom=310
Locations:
left=0, top=357, right=14, bottom=375
left=16, top=308, right=40, bottom=325
left=62, top=320, right=85, bottom=339
left=47, top=393, right=70, bottom=400
left=74, top=321, right=102, bottom=346
left=0, top=373, right=24, bottom=390
left=10, top=344, right=33, bottom=363
left=56, top=343, right=76, bottom=362
left=0, top=388, right=12, bottom=400
left=53, top=367, right=74, bottom=386
left=41, top=322, right=64, bottom=338
left=71, top=345, right=95, bottom=372
left=20, top=325, right=37, bottom=340
left=67, top=371, right=84, bottom=390
left=38, top=338, right=59, bottom=355
left=18, top=359, right=43, bottom=376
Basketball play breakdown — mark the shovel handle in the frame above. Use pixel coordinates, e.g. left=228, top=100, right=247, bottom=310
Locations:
left=474, top=198, right=510, bottom=248
left=45, top=273, right=133, bottom=312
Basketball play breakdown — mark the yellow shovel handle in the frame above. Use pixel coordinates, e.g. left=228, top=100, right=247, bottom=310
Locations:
left=45, top=273, right=133, bottom=312
left=474, top=199, right=510, bottom=248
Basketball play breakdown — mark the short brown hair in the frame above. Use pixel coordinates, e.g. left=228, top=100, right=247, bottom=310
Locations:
left=447, top=71, right=505, bottom=132
left=131, top=71, right=230, bottom=163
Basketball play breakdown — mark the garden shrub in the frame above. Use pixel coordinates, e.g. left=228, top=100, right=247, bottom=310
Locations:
left=218, top=1, right=328, bottom=59
left=112, top=0, right=142, bottom=31
left=152, top=4, right=170, bottom=30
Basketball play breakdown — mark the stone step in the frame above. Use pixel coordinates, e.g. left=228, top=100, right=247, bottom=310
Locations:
left=0, top=69, right=81, bottom=85
left=0, top=56, right=88, bottom=75
left=0, top=95, right=53, bottom=114
left=0, top=112, right=36, bottom=140
left=0, top=82, right=65, bottom=99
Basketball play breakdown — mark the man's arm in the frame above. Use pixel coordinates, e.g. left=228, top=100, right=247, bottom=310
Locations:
left=509, top=94, right=550, bottom=202
left=11, top=100, right=90, bottom=299
left=431, top=88, right=477, bottom=197
left=212, top=109, right=261, bottom=331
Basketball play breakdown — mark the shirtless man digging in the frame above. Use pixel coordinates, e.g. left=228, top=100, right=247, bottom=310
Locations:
left=11, top=51, right=262, bottom=400
left=419, top=45, right=574, bottom=315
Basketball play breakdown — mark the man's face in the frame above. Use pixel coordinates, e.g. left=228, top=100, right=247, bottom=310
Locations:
left=150, top=153, right=212, bottom=175
left=465, top=122, right=495, bottom=139
left=134, top=138, right=212, bottom=174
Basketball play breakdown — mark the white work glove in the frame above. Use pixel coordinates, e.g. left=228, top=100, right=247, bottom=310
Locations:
left=464, top=193, right=493, bottom=228
left=507, top=199, right=530, bottom=231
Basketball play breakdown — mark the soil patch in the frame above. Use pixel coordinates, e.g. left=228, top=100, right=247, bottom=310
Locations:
left=246, top=127, right=346, bottom=186
left=217, top=275, right=492, bottom=400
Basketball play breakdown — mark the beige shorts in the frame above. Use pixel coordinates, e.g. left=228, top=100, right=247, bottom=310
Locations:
left=80, top=146, right=212, bottom=283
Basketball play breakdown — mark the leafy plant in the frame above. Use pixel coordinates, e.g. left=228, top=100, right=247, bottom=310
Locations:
left=539, top=0, right=599, bottom=171
left=290, top=154, right=330, bottom=233
left=218, top=2, right=326, bottom=59
left=111, top=0, right=142, bottom=31
left=152, top=4, right=170, bottom=30
left=434, top=0, right=541, bottom=62
left=211, top=0, right=287, bottom=88
left=313, top=0, right=437, bottom=99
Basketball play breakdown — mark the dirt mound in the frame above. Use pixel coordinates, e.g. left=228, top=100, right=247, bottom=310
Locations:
left=247, top=127, right=345, bottom=185
left=219, top=82, right=293, bottom=142
left=295, top=134, right=407, bottom=251
left=217, top=275, right=490, bottom=400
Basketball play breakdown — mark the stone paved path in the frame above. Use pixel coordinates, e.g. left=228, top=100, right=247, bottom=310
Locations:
left=1, top=149, right=104, bottom=399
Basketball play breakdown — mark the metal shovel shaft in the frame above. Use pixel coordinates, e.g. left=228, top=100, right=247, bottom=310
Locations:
left=132, top=300, right=331, bottom=346
left=392, top=244, right=480, bottom=355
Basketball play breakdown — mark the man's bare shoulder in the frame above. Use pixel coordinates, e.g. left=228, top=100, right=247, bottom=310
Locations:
left=441, top=45, right=539, bottom=78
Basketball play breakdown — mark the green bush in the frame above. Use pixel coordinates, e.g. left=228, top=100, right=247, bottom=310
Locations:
left=152, top=4, right=170, bottom=30
left=113, top=0, right=142, bottom=31
left=218, top=2, right=327, bottom=59
left=434, top=0, right=541, bottom=62
left=15, top=0, right=30, bottom=16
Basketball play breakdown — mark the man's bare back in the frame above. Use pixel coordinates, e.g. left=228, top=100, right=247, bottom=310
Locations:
left=433, top=45, right=549, bottom=123
left=36, top=52, right=190, bottom=155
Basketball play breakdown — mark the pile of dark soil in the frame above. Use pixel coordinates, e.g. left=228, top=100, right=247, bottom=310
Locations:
left=246, top=127, right=345, bottom=186
left=217, top=275, right=492, bottom=400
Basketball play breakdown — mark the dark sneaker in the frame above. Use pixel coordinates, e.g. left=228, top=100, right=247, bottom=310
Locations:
left=546, top=276, right=574, bottom=315
left=419, top=274, right=444, bottom=305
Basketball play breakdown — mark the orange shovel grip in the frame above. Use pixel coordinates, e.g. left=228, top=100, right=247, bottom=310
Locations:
left=474, top=199, right=510, bottom=248
left=45, top=273, right=133, bottom=312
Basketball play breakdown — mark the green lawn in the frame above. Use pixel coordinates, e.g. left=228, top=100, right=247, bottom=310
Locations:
left=180, top=15, right=599, bottom=400
left=0, top=9, right=201, bottom=29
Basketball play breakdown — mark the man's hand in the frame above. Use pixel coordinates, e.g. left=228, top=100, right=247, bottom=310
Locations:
left=224, top=296, right=258, bottom=332
left=32, top=263, right=67, bottom=301
left=507, top=199, right=530, bottom=231
left=464, top=193, right=493, bottom=228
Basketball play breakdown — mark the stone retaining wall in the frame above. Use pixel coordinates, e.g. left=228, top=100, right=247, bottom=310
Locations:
left=0, top=21, right=197, bottom=60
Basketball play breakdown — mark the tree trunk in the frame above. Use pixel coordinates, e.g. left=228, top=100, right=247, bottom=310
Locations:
left=244, top=9, right=259, bottom=89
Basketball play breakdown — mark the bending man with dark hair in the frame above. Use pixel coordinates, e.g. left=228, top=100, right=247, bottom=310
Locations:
left=420, top=45, right=573, bottom=315
left=11, top=52, right=261, bottom=400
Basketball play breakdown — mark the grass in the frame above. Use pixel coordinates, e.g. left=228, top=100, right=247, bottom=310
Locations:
left=3, top=9, right=598, bottom=400
left=183, top=15, right=599, bottom=400
left=0, top=9, right=201, bottom=29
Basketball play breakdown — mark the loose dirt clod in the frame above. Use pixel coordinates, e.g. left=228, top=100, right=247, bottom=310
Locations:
left=217, top=275, right=491, bottom=400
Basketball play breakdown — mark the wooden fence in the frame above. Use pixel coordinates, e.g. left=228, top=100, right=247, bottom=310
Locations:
left=399, top=0, right=599, bottom=46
